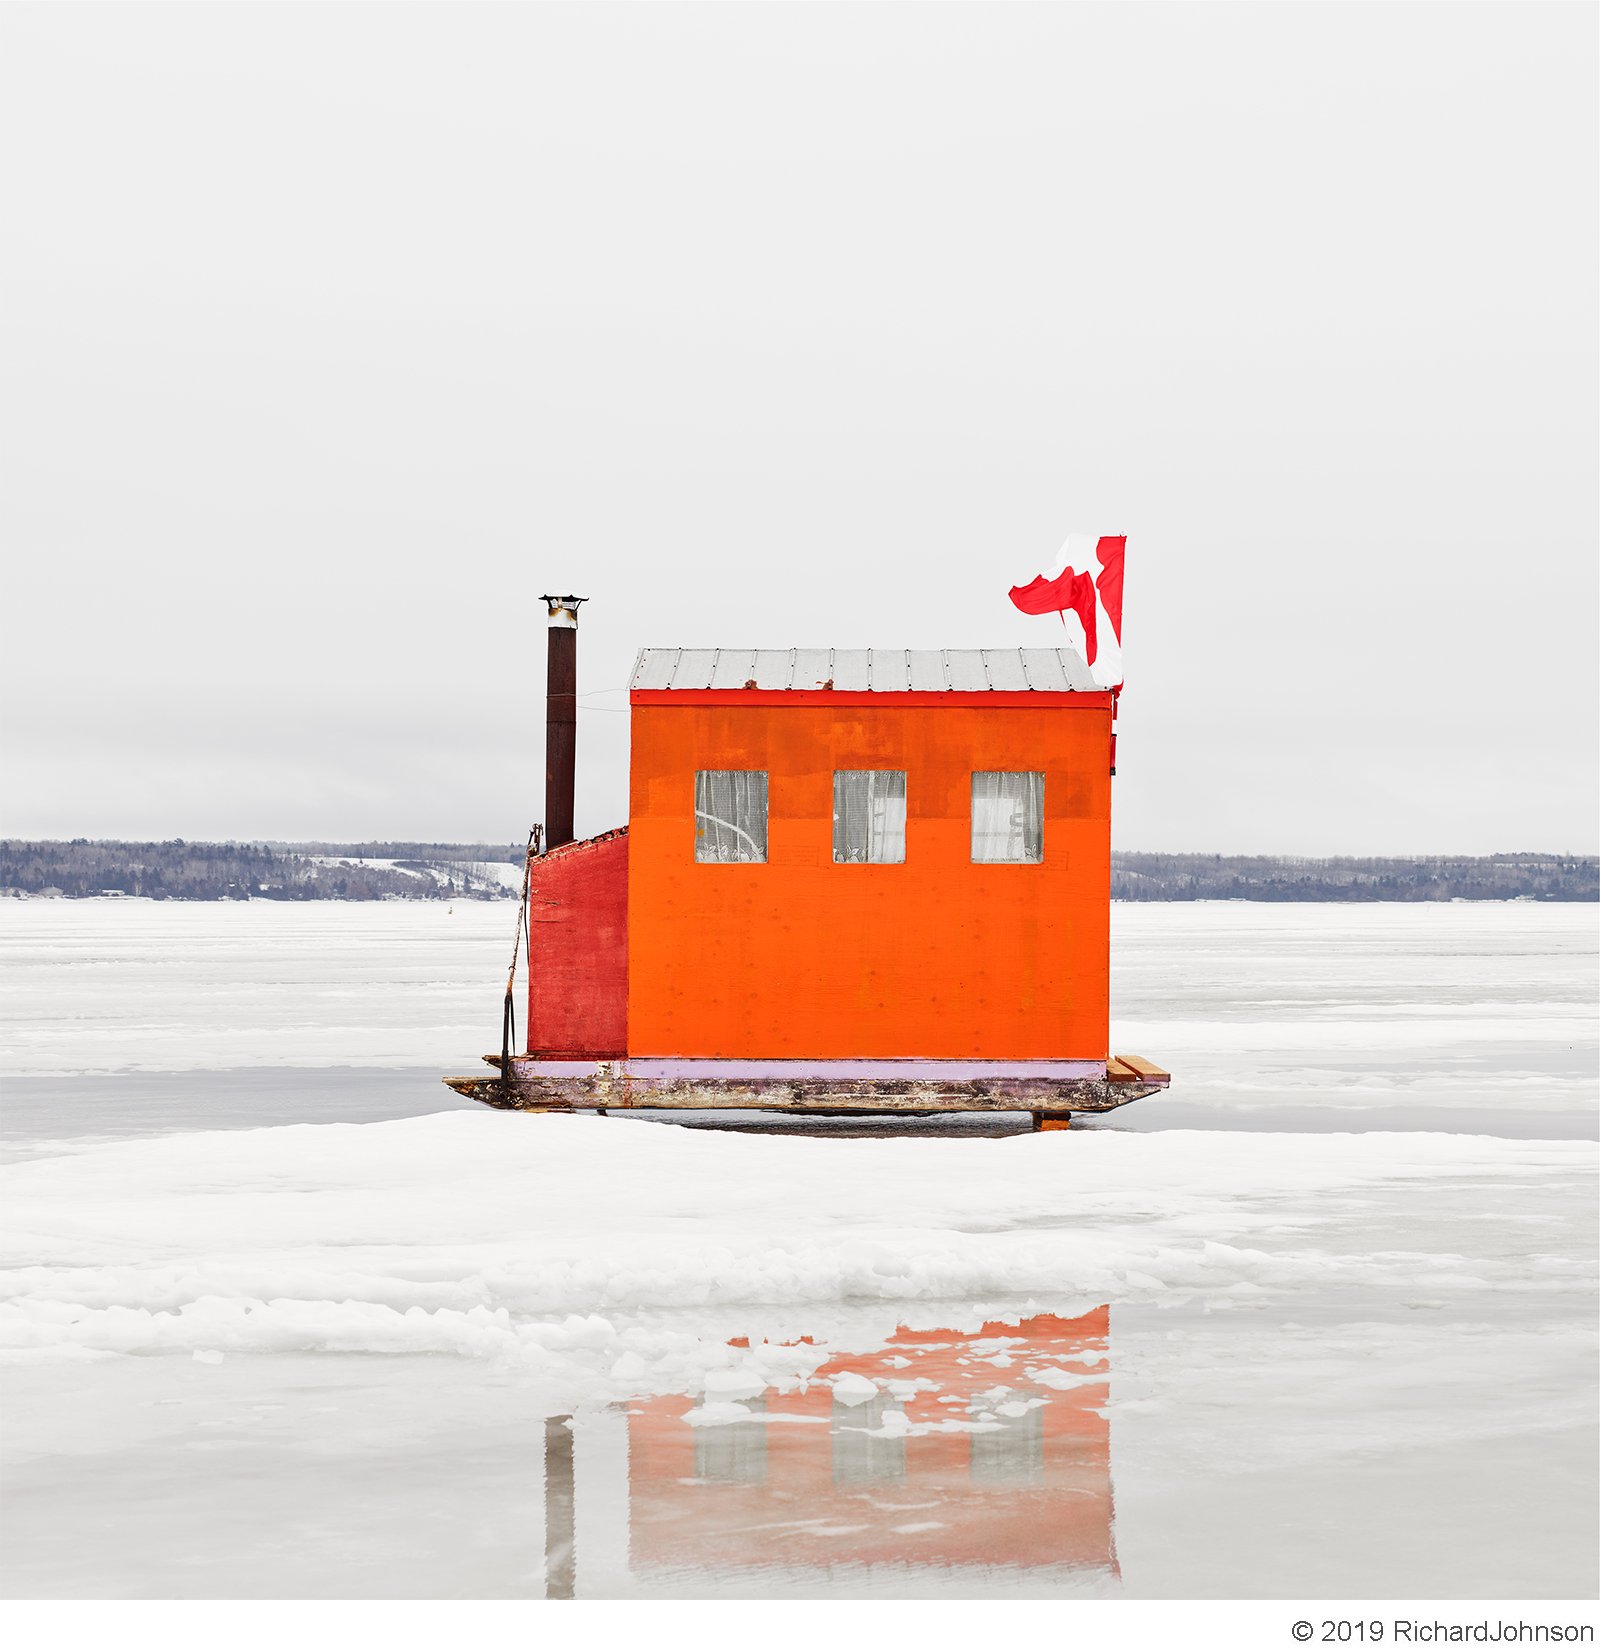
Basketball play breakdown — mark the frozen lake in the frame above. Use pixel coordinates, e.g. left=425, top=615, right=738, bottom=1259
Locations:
left=1, top=900, right=1595, bottom=1598
left=3, top=899, right=1595, bottom=1149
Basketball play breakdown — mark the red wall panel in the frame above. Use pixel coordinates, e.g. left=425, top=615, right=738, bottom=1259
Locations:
left=526, top=830, right=628, bottom=1058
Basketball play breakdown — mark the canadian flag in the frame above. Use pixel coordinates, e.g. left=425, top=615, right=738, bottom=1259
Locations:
left=1008, top=533, right=1125, bottom=688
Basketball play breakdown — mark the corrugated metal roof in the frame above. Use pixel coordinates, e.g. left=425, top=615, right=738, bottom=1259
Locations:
left=630, top=648, right=1101, bottom=692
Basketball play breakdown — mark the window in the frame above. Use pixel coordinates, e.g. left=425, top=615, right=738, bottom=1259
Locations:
left=695, top=770, right=768, bottom=863
left=832, top=770, right=907, bottom=863
left=971, top=771, right=1043, bottom=863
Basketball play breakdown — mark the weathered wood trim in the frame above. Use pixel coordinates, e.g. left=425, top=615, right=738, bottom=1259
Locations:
left=444, top=1057, right=1169, bottom=1115
left=1112, top=1053, right=1171, bottom=1082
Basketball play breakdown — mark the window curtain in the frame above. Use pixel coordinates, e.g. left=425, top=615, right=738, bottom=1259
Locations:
left=695, top=770, right=769, bottom=862
left=832, top=770, right=907, bottom=863
left=971, top=771, right=1043, bottom=863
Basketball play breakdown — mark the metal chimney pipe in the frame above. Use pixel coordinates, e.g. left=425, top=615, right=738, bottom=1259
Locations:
left=542, top=596, right=585, bottom=849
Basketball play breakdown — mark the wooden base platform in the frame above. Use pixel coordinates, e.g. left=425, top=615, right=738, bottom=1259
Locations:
left=442, top=1054, right=1171, bottom=1117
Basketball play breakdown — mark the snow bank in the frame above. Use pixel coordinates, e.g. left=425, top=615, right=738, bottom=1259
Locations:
left=2, top=1112, right=1592, bottom=1382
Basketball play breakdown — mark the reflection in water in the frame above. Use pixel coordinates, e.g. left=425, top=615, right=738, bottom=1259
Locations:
left=544, top=1415, right=576, bottom=1600
left=547, top=1307, right=1117, bottom=1597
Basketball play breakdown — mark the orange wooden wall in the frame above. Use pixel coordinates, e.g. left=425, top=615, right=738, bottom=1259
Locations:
left=627, top=692, right=1113, bottom=1060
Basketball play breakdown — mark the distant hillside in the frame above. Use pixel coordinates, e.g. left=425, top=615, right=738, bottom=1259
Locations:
left=0, top=840, right=521, bottom=901
left=1, top=842, right=1593, bottom=902
left=1111, top=852, right=1597, bottom=902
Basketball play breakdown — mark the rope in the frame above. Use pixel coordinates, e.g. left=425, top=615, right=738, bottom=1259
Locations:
left=501, top=825, right=540, bottom=1097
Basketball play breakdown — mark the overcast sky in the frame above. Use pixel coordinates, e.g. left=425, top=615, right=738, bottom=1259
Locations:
left=2, top=4, right=1595, bottom=854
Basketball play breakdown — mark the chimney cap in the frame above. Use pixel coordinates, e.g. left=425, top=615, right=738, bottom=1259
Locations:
left=541, top=595, right=588, bottom=627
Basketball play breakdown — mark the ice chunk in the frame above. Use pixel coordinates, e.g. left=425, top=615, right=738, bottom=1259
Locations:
left=830, top=1371, right=878, bottom=1406
left=702, top=1366, right=766, bottom=1402
left=1026, top=1366, right=1103, bottom=1390
left=682, top=1401, right=755, bottom=1428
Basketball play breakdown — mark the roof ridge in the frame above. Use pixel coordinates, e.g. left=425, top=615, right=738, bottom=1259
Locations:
left=629, top=646, right=1097, bottom=692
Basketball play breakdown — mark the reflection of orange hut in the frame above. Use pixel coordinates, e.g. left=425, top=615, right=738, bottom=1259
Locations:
left=627, top=1308, right=1116, bottom=1586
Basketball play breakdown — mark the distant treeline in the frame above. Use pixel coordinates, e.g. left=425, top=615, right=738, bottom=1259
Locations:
left=0, top=840, right=519, bottom=901
left=1, top=841, right=1593, bottom=902
left=1111, top=852, right=1597, bottom=902
left=259, top=841, right=524, bottom=863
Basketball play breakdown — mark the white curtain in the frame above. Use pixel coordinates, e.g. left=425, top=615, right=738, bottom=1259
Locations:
left=695, top=770, right=769, bottom=862
left=971, top=771, right=1043, bottom=863
left=832, top=770, right=907, bottom=863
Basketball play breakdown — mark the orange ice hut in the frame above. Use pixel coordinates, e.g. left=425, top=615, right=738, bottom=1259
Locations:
left=445, top=598, right=1170, bottom=1126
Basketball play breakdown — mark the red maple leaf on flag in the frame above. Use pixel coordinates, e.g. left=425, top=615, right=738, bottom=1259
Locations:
left=1008, top=535, right=1126, bottom=671
left=1008, top=566, right=1101, bottom=661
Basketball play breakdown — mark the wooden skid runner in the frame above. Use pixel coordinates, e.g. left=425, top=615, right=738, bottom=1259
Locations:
left=443, top=1055, right=1170, bottom=1115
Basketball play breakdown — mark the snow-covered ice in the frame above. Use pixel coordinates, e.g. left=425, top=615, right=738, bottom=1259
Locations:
left=1, top=1113, right=1592, bottom=1364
